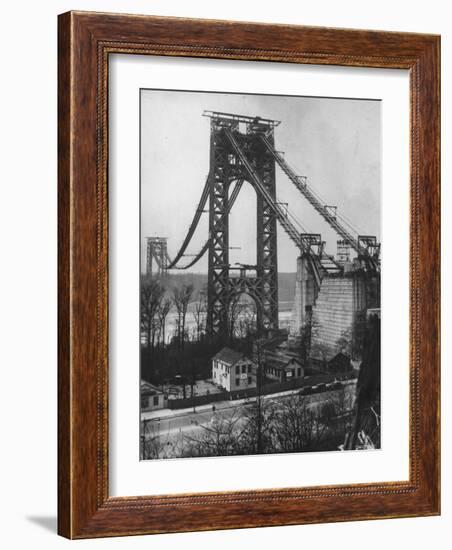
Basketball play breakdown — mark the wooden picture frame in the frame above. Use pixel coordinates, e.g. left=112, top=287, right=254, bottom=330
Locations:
left=58, top=11, right=440, bottom=539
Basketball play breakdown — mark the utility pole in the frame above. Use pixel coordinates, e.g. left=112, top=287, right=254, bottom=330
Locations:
left=256, top=342, right=263, bottom=453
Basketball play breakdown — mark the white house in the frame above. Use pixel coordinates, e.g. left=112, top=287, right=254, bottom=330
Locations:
left=212, top=347, right=257, bottom=392
left=140, top=380, right=168, bottom=411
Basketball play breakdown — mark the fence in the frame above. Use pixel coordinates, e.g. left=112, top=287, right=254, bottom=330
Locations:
left=167, top=390, right=228, bottom=410
left=166, top=372, right=353, bottom=410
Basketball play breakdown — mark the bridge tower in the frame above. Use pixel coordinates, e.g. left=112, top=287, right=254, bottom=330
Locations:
left=205, top=112, right=280, bottom=337
left=146, top=237, right=169, bottom=277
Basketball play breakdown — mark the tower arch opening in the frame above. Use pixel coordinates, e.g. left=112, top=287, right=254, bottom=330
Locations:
left=228, top=180, right=258, bottom=268
left=227, top=291, right=260, bottom=341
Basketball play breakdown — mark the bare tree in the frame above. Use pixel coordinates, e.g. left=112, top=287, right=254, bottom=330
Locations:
left=156, top=298, right=172, bottom=347
left=228, top=296, right=257, bottom=340
left=171, top=387, right=353, bottom=458
left=173, top=284, right=194, bottom=350
left=227, top=294, right=242, bottom=341
left=141, top=419, right=169, bottom=460
left=237, top=301, right=257, bottom=339
left=192, top=288, right=207, bottom=341
left=141, top=420, right=186, bottom=460
left=182, top=408, right=245, bottom=457
left=271, top=395, right=320, bottom=452
left=141, top=276, right=165, bottom=350
left=240, top=398, right=279, bottom=454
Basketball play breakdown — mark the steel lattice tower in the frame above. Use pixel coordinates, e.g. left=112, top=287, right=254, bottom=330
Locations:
left=146, top=237, right=170, bottom=277
left=162, top=111, right=380, bottom=341
left=206, top=113, right=279, bottom=337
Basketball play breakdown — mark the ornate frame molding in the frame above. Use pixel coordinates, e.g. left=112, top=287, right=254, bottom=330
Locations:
left=58, top=11, right=440, bottom=538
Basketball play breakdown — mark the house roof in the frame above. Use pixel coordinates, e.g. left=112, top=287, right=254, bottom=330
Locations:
left=328, top=352, right=351, bottom=368
left=213, top=347, right=247, bottom=366
left=141, top=380, right=163, bottom=395
left=264, top=353, right=303, bottom=371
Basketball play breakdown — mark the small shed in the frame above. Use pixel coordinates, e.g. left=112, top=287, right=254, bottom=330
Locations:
left=264, top=354, right=304, bottom=383
left=140, top=380, right=168, bottom=411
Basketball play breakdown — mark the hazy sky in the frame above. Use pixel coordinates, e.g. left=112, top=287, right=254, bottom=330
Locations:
left=141, top=89, right=380, bottom=273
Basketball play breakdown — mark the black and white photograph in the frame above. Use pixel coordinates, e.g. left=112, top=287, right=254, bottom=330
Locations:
left=0, top=0, right=445, bottom=545
left=140, top=89, right=381, bottom=461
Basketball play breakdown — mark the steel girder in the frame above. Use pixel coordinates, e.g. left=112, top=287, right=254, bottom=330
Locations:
left=206, top=122, right=279, bottom=337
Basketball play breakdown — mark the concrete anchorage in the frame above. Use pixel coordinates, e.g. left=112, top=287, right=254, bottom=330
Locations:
left=290, top=254, right=380, bottom=361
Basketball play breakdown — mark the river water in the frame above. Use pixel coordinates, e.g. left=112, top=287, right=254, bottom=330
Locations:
left=145, top=302, right=293, bottom=344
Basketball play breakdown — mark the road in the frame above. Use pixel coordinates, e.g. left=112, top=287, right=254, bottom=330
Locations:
left=144, top=406, right=239, bottom=440
left=142, top=381, right=356, bottom=450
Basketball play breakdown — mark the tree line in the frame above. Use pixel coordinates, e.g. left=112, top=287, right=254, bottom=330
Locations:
left=141, top=275, right=259, bottom=352
left=141, top=387, right=354, bottom=460
left=141, top=275, right=200, bottom=351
